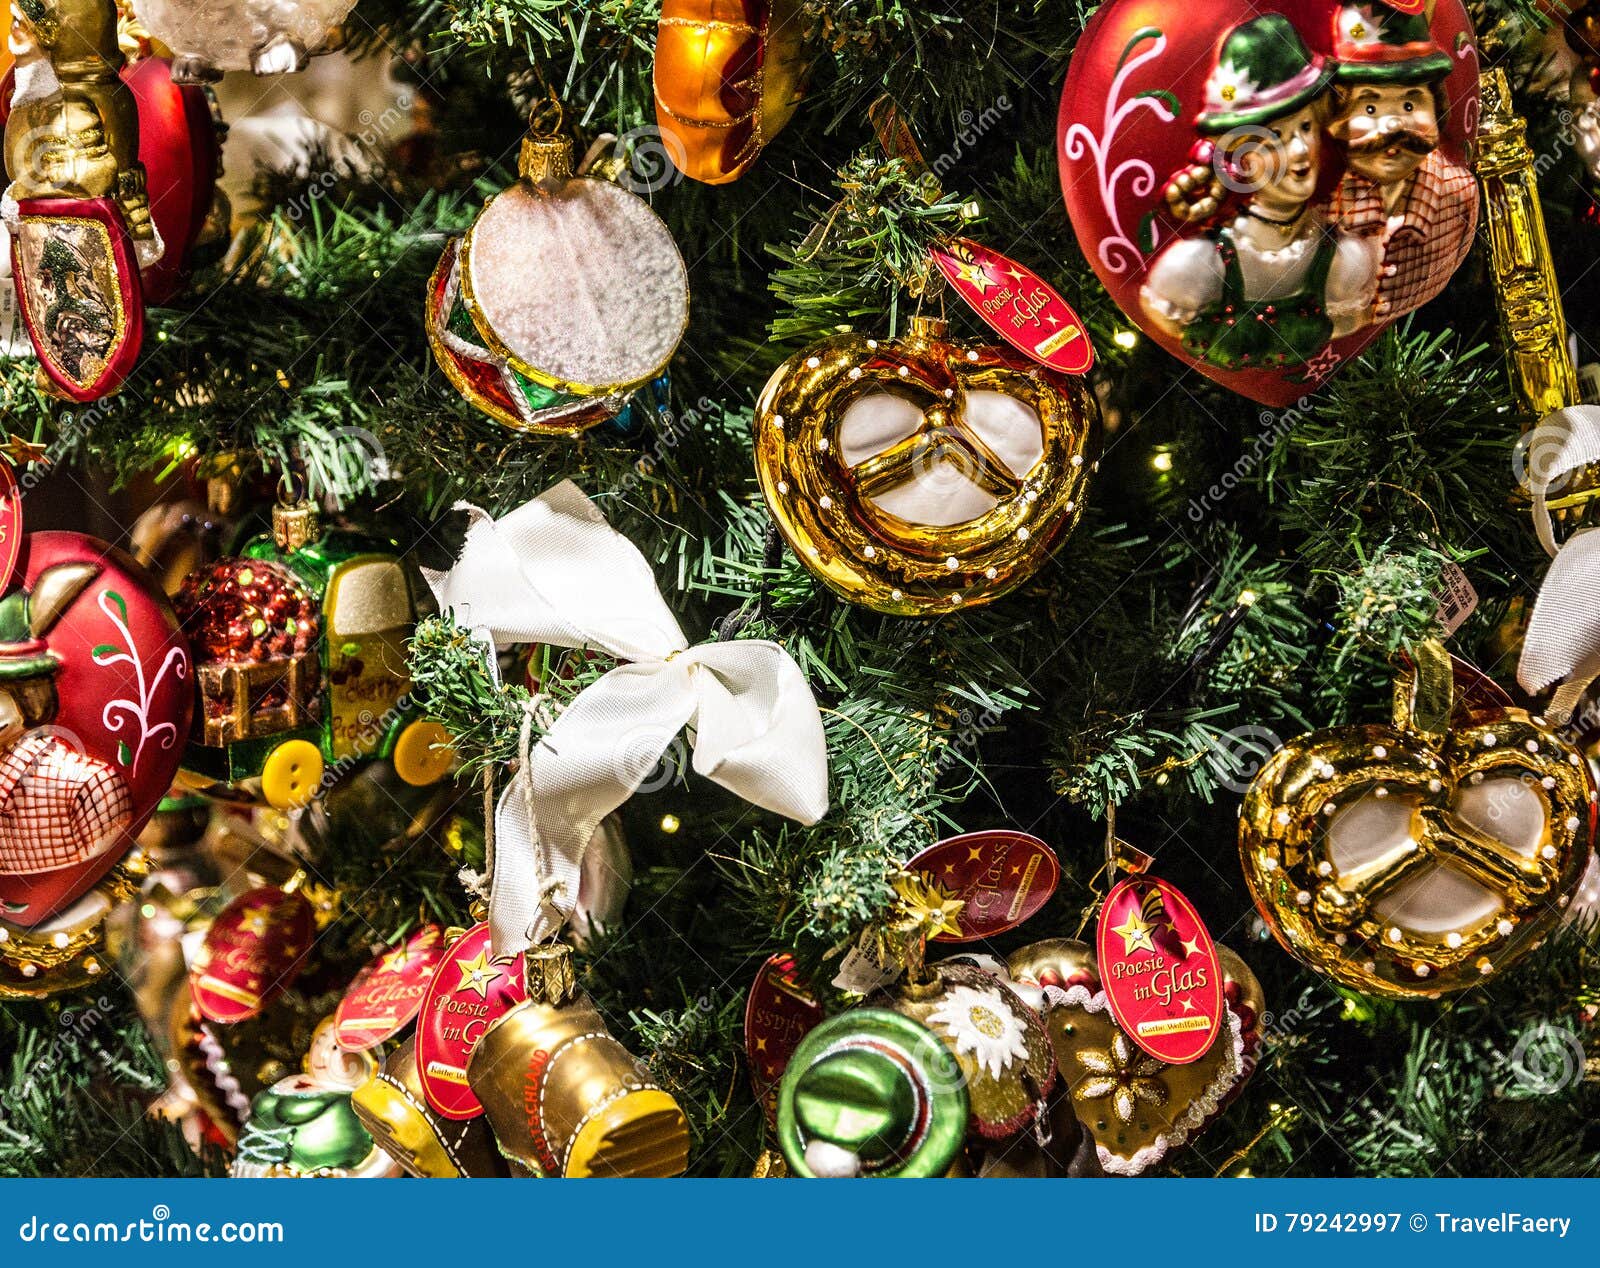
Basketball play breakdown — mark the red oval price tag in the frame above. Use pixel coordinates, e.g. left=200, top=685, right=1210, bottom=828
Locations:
left=743, top=952, right=823, bottom=1123
left=190, top=885, right=314, bottom=1024
left=335, top=924, right=447, bottom=1052
left=907, top=829, right=1060, bottom=942
left=1094, top=876, right=1222, bottom=1065
left=414, top=923, right=526, bottom=1120
left=930, top=238, right=1094, bottom=375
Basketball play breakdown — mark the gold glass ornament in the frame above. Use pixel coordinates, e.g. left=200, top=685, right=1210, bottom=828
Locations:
left=465, top=943, right=690, bottom=1178
left=1477, top=68, right=1579, bottom=421
left=1239, top=641, right=1594, bottom=997
left=653, top=0, right=809, bottom=185
left=754, top=316, right=1098, bottom=615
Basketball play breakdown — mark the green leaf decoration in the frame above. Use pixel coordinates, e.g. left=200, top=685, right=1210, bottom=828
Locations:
left=105, top=589, right=127, bottom=623
left=1136, top=88, right=1181, bottom=115
left=1116, top=26, right=1162, bottom=74
left=91, top=644, right=119, bottom=659
left=117, top=740, right=131, bottom=767
left=1137, top=209, right=1159, bottom=256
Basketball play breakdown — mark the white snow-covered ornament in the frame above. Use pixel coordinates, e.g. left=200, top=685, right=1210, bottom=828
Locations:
left=464, top=130, right=686, bottom=404
left=131, top=0, right=357, bottom=83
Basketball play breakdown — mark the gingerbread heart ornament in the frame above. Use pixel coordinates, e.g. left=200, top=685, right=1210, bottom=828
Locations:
left=1058, top=0, right=1479, bottom=405
left=1007, top=939, right=1264, bottom=1175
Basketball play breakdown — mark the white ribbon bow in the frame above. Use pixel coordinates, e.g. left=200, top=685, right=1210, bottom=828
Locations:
left=423, top=481, right=830, bottom=956
left=1518, top=405, right=1600, bottom=722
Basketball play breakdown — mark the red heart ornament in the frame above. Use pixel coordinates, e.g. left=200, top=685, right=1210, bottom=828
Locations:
left=1057, top=0, right=1479, bottom=405
left=0, top=532, right=192, bottom=927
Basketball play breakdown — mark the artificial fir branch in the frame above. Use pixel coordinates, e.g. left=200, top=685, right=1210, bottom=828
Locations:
left=6, top=0, right=1598, bottom=1180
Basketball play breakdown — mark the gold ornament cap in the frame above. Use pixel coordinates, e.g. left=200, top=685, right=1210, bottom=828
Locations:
left=519, top=136, right=574, bottom=186
left=271, top=500, right=320, bottom=553
left=523, top=940, right=578, bottom=1005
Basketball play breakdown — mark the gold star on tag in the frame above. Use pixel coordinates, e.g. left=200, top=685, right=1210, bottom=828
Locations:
left=954, top=259, right=995, bottom=293
left=1, top=435, right=49, bottom=467
left=1112, top=910, right=1156, bottom=956
left=453, top=950, right=501, bottom=999
left=378, top=945, right=415, bottom=974
left=238, top=903, right=275, bottom=936
left=1004, top=266, right=1025, bottom=283
left=1180, top=936, right=1202, bottom=959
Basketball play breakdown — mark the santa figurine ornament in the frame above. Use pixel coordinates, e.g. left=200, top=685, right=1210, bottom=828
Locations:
left=0, top=525, right=192, bottom=995
left=1058, top=0, right=1478, bottom=406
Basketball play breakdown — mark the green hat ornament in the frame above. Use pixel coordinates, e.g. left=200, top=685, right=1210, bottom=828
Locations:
left=1197, top=14, right=1334, bottom=134
left=777, top=1008, right=968, bottom=1177
left=1331, top=2, right=1452, bottom=84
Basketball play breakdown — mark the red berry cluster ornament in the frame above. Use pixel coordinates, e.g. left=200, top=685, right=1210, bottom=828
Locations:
left=176, top=559, right=319, bottom=665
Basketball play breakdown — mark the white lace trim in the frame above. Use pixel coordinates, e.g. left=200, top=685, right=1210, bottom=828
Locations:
left=1051, top=982, right=1245, bottom=1177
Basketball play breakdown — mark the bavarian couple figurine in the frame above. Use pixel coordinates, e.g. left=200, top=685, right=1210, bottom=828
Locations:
left=1140, top=4, right=1476, bottom=372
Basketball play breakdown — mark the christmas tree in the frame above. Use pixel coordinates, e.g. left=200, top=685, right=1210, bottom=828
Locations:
left=1, top=0, right=1597, bottom=1179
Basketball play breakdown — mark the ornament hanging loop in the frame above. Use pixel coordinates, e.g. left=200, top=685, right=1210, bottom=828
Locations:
left=526, top=77, right=565, bottom=139
left=1393, top=637, right=1454, bottom=744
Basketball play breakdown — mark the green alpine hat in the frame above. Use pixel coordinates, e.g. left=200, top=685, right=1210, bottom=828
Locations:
left=1197, top=15, right=1334, bottom=135
left=0, top=588, right=58, bottom=681
left=777, top=1009, right=968, bottom=1178
left=1332, top=3, right=1452, bottom=84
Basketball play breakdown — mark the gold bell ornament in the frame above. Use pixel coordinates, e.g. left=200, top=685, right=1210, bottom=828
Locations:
left=427, top=102, right=689, bottom=435
left=1240, top=640, right=1594, bottom=997
left=754, top=315, right=1098, bottom=615
left=465, top=942, right=691, bottom=1177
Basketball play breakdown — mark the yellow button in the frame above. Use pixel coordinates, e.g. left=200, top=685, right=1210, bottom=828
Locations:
left=260, top=739, right=324, bottom=809
left=392, top=720, right=455, bottom=787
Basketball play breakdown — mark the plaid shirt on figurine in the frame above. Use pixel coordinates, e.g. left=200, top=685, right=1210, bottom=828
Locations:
left=1334, top=149, right=1478, bottom=320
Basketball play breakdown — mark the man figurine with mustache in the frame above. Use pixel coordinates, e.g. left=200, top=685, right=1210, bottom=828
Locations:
left=1141, top=16, right=1380, bottom=371
left=1328, top=3, right=1476, bottom=321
